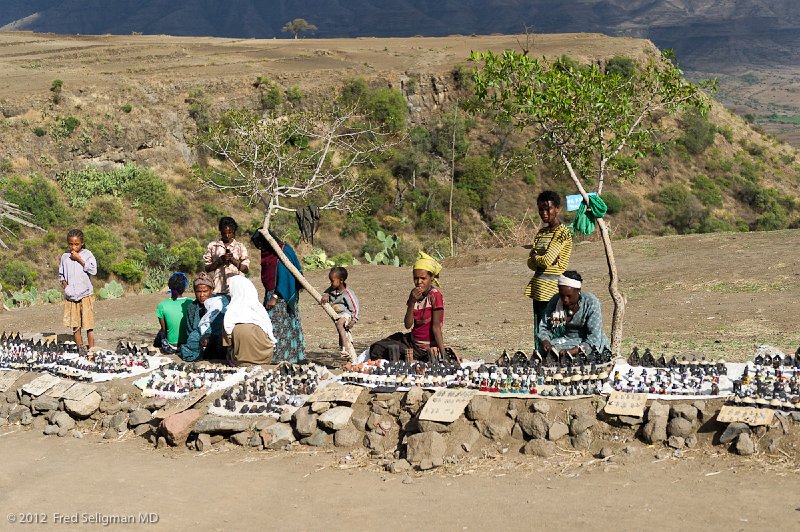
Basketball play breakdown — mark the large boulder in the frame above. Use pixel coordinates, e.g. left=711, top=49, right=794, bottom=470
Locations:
left=465, top=396, right=492, bottom=421
left=160, top=409, right=203, bottom=446
left=292, top=407, right=318, bottom=437
left=193, top=415, right=252, bottom=434
left=719, top=422, right=750, bottom=444
left=518, top=412, right=549, bottom=439
left=569, top=412, right=596, bottom=436
left=667, top=417, right=694, bottom=439
left=522, top=439, right=556, bottom=458
left=405, top=432, right=446, bottom=467
left=334, top=426, right=362, bottom=448
left=128, top=408, right=153, bottom=427
left=31, top=395, right=60, bottom=413
left=260, top=423, right=296, bottom=449
left=64, top=391, right=101, bottom=419
left=642, top=416, right=668, bottom=444
left=548, top=421, right=569, bottom=442
left=318, top=406, right=353, bottom=431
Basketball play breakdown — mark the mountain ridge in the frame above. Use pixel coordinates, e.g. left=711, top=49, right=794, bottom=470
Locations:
left=1, top=1, right=799, bottom=69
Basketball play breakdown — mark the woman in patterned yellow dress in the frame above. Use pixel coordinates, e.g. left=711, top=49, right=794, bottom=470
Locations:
left=525, top=191, right=572, bottom=352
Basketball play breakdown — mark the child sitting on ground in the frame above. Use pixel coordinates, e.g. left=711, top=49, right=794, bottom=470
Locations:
left=155, top=272, right=192, bottom=354
left=320, top=266, right=360, bottom=358
left=59, top=228, right=98, bottom=349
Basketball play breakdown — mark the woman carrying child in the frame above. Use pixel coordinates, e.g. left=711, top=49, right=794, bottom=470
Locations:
left=320, top=266, right=360, bottom=359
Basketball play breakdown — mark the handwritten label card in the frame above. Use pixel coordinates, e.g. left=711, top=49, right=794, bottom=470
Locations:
left=604, top=392, right=648, bottom=417
left=0, top=370, right=25, bottom=392
left=309, top=383, right=363, bottom=405
left=45, top=379, right=76, bottom=399
left=419, top=388, right=477, bottom=423
left=717, top=405, right=774, bottom=426
left=21, top=374, right=62, bottom=397
left=60, top=382, right=97, bottom=401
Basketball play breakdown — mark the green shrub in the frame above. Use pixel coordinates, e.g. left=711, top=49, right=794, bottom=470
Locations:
left=51, top=116, right=80, bottom=138
left=121, top=103, right=133, bottom=113
left=303, top=248, right=335, bottom=271
left=451, top=64, right=474, bottom=92
left=286, top=86, right=303, bottom=106
left=83, top=224, right=121, bottom=276
left=339, top=78, right=369, bottom=107
left=456, top=156, right=495, bottom=210
left=86, top=197, right=123, bottom=226
left=364, top=88, right=407, bottom=132
left=170, top=237, right=205, bottom=273
left=50, top=79, right=63, bottom=104
left=656, top=184, right=707, bottom=233
left=431, top=111, right=472, bottom=160
left=691, top=174, right=723, bottom=207
left=110, top=260, right=145, bottom=283
left=754, top=211, right=787, bottom=231
left=330, top=252, right=357, bottom=266
left=0, top=260, right=38, bottom=289
left=601, top=191, right=625, bottom=215
left=0, top=174, right=71, bottom=229
left=605, top=56, right=636, bottom=79
left=33, top=126, right=46, bottom=137
left=187, top=87, right=210, bottom=131
left=679, top=111, right=715, bottom=155
left=701, top=216, right=736, bottom=233
left=260, top=83, right=284, bottom=110
left=417, top=208, right=448, bottom=233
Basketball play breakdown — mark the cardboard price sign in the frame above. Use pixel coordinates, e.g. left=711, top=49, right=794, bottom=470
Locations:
left=717, top=405, right=774, bottom=426
left=21, top=374, right=62, bottom=397
left=45, top=379, right=76, bottom=399
left=0, top=370, right=25, bottom=392
left=60, top=382, right=97, bottom=401
left=419, top=388, right=477, bottom=423
left=155, top=388, right=206, bottom=419
left=604, top=392, right=648, bottom=417
left=309, top=383, right=363, bottom=405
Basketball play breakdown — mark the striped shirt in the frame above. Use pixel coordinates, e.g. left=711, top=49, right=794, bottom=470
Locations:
left=524, top=224, right=572, bottom=301
left=324, top=286, right=361, bottom=321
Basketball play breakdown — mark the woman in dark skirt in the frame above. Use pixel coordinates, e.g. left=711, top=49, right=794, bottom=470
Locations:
left=251, top=230, right=306, bottom=363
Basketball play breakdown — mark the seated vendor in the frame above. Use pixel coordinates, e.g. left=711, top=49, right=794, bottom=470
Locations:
left=370, top=251, right=459, bottom=362
left=154, top=272, right=192, bottom=354
left=538, top=270, right=609, bottom=357
left=224, top=276, right=276, bottom=366
left=180, top=273, right=230, bottom=362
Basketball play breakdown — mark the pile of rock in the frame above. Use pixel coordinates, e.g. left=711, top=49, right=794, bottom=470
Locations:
left=3, top=379, right=799, bottom=467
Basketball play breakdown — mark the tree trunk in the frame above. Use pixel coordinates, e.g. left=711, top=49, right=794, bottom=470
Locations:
left=595, top=217, right=625, bottom=356
left=560, top=153, right=625, bottom=357
left=260, top=227, right=358, bottom=362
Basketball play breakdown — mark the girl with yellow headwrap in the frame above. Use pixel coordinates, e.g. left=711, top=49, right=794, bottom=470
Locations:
left=369, top=252, right=455, bottom=362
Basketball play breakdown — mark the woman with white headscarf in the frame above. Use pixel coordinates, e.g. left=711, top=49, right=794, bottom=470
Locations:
left=537, top=270, right=609, bottom=357
left=224, top=276, right=277, bottom=366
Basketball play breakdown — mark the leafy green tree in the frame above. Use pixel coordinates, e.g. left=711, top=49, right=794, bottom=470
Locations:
left=282, top=18, right=317, bottom=39
left=470, top=48, right=714, bottom=354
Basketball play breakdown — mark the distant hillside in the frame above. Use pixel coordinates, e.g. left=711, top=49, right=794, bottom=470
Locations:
left=0, top=33, right=797, bottom=301
left=1, top=0, right=799, bottom=69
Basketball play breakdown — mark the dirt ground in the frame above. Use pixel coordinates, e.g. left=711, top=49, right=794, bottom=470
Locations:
left=2, top=229, right=798, bottom=362
left=2, top=231, right=800, bottom=531
left=1, top=427, right=799, bottom=531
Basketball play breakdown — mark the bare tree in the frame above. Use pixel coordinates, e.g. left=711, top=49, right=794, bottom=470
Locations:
left=0, top=198, right=42, bottom=249
left=196, top=106, right=390, bottom=360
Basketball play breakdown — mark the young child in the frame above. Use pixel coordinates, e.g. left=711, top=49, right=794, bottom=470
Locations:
left=320, top=266, right=360, bottom=358
left=155, top=272, right=192, bottom=354
left=59, top=228, right=98, bottom=348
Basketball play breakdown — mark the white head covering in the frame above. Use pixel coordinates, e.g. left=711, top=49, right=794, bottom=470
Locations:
left=199, top=296, right=224, bottom=335
left=558, top=275, right=582, bottom=289
left=223, top=277, right=277, bottom=344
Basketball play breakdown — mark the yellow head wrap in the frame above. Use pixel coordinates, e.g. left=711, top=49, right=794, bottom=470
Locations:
left=413, top=251, right=442, bottom=287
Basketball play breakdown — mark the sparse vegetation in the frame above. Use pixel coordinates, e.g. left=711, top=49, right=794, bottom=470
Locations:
left=281, top=18, right=317, bottom=39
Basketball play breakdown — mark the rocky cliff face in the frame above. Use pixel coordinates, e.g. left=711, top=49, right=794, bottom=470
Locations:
left=1, top=1, right=798, bottom=68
